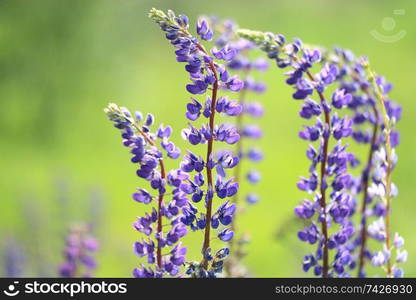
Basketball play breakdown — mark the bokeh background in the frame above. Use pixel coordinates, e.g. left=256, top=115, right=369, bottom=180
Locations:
left=1, top=0, right=415, bottom=277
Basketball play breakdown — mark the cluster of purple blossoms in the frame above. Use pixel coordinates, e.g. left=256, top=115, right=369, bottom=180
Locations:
left=59, top=224, right=98, bottom=278
left=105, top=103, right=187, bottom=277
left=211, top=18, right=267, bottom=205
left=208, top=17, right=268, bottom=277
left=149, top=8, right=244, bottom=277
left=239, top=29, right=360, bottom=277
left=322, top=49, right=404, bottom=277
left=239, top=29, right=405, bottom=277
left=307, top=47, right=375, bottom=277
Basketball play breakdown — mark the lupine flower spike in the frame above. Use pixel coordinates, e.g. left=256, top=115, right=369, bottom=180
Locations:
left=321, top=48, right=380, bottom=277
left=362, top=60, right=405, bottom=277
left=105, top=103, right=187, bottom=277
left=239, top=29, right=358, bottom=277
left=321, top=49, right=402, bottom=277
left=59, top=224, right=98, bottom=278
left=209, top=17, right=267, bottom=277
left=149, top=8, right=244, bottom=277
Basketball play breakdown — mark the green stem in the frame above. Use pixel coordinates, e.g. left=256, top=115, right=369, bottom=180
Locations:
left=366, top=65, right=393, bottom=277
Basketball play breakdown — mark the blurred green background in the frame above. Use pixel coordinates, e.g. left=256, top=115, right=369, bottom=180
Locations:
left=1, top=0, right=415, bottom=277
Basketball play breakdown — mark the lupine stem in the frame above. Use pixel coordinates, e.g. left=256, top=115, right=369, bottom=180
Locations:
left=318, top=114, right=330, bottom=278
left=367, top=66, right=393, bottom=276
left=195, top=43, right=220, bottom=269
left=165, top=20, right=223, bottom=269
left=302, top=63, right=331, bottom=278
left=132, top=122, right=166, bottom=269
left=156, top=163, right=166, bottom=269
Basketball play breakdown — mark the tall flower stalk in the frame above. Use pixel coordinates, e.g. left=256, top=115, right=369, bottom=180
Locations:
left=209, top=17, right=268, bottom=277
left=105, top=103, right=187, bottom=277
left=239, top=29, right=357, bottom=277
left=321, top=48, right=381, bottom=276
left=316, top=48, right=403, bottom=276
left=150, top=8, right=243, bottom=277
left=327, top=48, right=404, bottom=276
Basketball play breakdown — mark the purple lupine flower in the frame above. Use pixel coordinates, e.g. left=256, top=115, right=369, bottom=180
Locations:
left=247, top=170, right=261, bottom=184
left=309, top=48, right=404, bottom=277
left=239, top=29, right=358, bottom=278
left=105, top=103, right=187, bottom=277
left=150, top=9, right=244, bottom=277
left=209, top=16, right=266, bottom=277
left=242, top=125, right=262, bottom=139
left=59, top=224, right=98, bottom=278
left=211, top=201, right=236, bottom=226
left=332, top=89, right=352, bottom=109
left=323, top=49, right=404, bottom=277
left=218, top=228, right=234, bottom=241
